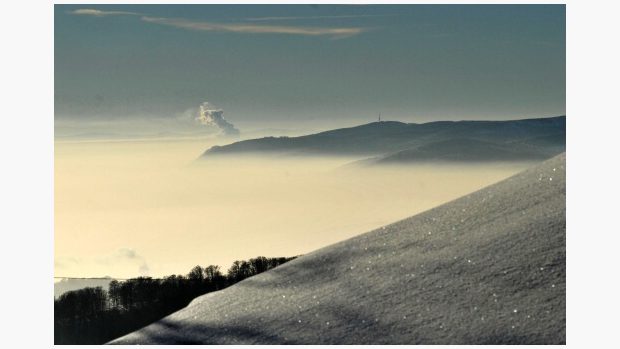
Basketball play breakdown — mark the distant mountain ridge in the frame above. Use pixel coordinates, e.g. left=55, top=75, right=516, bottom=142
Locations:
left=199, top=116, right=565, bottom=164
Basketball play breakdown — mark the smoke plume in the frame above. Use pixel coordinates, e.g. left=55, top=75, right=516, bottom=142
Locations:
left=196, top=102, right=240, bottom=137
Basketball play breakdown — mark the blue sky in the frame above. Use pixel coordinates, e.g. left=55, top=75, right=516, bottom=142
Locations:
left=55, top=4, right=565, bottom=128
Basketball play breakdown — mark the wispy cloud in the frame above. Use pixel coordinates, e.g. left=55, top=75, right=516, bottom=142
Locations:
left=244, top=14, right=396, bottom=22
left=108, top=248, right=150, bottom=277
left=141, top=16, right=366, bottom=39
left=56, top=248, right=151, bottom=278
left=70, top=8, right=142, bottom=17
left=69, top=8, right=368, bottom=39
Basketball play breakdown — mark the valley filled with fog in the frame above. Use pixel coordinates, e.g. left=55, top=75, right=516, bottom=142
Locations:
left=55, top=138, right=534, bottom=279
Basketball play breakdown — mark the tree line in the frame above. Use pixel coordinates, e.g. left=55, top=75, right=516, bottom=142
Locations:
left=54, top=256, right=296, bottom=344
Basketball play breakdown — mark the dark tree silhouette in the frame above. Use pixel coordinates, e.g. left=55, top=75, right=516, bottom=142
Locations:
left=203, top=265, right=225, bottom=290
left=54, top=256, right=296, bottom=344
left=188, top=265, right=204, bottom=281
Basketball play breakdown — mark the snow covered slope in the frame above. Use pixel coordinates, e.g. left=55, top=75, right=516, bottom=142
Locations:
left=111, top=154, right=566, bottom=345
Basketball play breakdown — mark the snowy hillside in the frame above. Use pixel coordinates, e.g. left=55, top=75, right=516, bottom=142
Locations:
left=111, top=154, right=566, bottom=345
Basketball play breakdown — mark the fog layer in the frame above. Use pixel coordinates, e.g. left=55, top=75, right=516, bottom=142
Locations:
left=55, top=140, right=533, bottom=278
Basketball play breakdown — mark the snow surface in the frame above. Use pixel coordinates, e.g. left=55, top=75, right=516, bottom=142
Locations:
left=110, top=154, right=565, bottom=344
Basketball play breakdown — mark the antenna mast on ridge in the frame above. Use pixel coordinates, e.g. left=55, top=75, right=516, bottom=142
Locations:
left=378, top=112, right=381, bottom=122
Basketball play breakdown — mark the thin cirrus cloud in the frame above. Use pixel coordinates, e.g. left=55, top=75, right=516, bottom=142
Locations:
left=70, top=8, right=142, bottom=16
left=69, top=8, right=367, bottom=39
left=141, top=16, right=367, bottom=38
left=244, top=14, right=396, bottom=21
